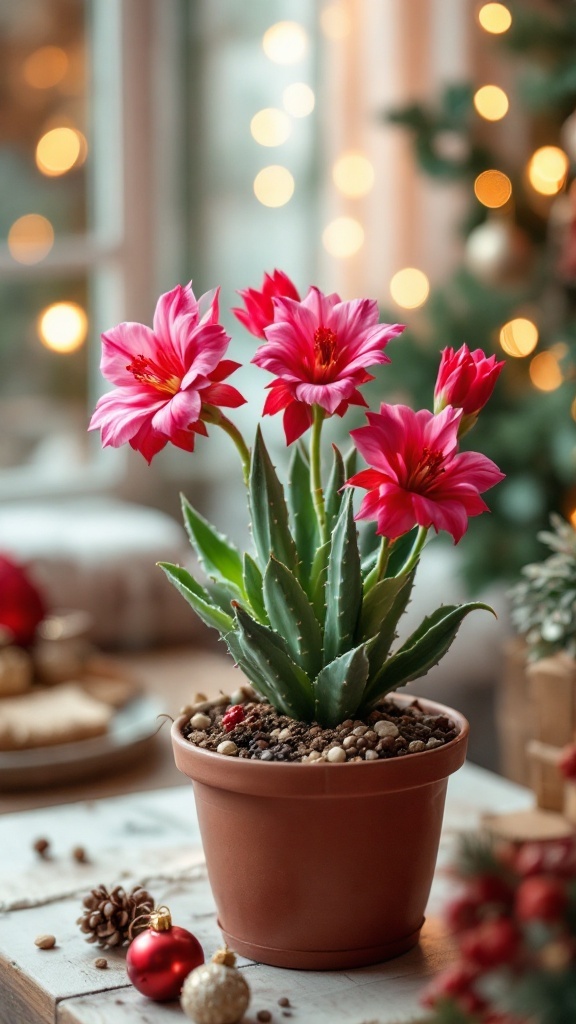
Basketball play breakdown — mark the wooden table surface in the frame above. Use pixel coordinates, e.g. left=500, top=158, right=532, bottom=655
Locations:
left=0, top=761, right=533, bottom=1024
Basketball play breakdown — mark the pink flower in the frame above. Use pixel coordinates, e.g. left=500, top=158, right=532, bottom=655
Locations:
left=252, top=287, right=404, bottom=444
left=347, top=404, right=504, bottom=543
left=232, top=269, right=300, bottom=339
left=434, top=345, right=504, bottom=433
left=0, top=554, right=47, bottom=646
left=89, top=284, right=245, bottom=463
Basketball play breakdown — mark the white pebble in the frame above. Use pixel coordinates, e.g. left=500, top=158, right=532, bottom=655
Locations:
left=364, top=750, right=379, bottom=761
left=307, top=751, right=322, bottom=761
left=217, top=740, right=238, bottom=756
left=352, top=725, right=368, bottom=736
left=190, top=713, right=211, bottom=731
left=342, top=735, right=357, bottom=749
left=326, top=746, right=346, bottom=763
left=278, top=728, right=291, bottom=741
left=374, top=720, right=399, bottom=738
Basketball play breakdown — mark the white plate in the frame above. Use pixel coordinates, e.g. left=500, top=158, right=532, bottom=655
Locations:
left=0, top=695, right=163, bottom=790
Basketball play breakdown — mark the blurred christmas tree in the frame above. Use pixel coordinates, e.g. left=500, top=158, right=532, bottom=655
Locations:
left=376, top=0, right=576, bottom=589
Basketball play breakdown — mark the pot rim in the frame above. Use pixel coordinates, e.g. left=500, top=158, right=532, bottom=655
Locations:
left=171, top=693, right=469, bottom=798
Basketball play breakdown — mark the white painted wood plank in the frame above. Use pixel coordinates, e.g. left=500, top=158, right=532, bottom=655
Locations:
left=1, top=787, right=202, bottom=910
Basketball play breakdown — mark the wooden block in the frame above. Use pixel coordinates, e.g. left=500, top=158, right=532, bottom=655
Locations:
left=482, top=807, right=575, bottom=843
left=527, top=654, right=576, bottom=747
left=527, top=739, right=565, bottom=811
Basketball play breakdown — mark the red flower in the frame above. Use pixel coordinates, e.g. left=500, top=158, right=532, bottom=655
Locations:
left=347, top=404, right=505, bottom=543
left=252, top=286, right=404, bottom=444
left=434, top=345, right=505, bottom=434
left=232, top=270, right=300, bottom=339
left=0, top=554, right=46, bottom=646
left=89, top=284, right=245, bottom=464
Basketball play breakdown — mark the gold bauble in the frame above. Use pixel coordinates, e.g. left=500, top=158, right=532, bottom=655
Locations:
left=181, top=949, right=250, bottom=1024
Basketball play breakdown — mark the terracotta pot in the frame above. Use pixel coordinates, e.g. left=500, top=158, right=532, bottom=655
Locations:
left=171, top=694, right=468, bottom=970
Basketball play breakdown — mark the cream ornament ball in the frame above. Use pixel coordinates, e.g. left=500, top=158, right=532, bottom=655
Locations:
left=465, top=218, right=533, bottom=286
left=181, top=948, right=250, bottom=1024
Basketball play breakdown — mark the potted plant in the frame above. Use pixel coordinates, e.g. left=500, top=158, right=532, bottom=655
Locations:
left=90, top=271, right=505, bottom=970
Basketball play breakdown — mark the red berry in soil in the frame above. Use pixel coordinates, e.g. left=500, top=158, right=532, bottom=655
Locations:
left=515, top=875, right=568, bottom=922
left=559, top=744, right=576, bottom=781
left=459, top=917, right=519, bottom=967
left=222, top=705, right=245, bottom=732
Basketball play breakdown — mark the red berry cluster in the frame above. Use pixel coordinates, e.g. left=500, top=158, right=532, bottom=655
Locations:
left=221, top=704, right=246, bottom=732
left=423, top=836, right=576, bottom=1023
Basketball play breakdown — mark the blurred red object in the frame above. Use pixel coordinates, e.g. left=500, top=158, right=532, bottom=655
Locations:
left=0, top=554, right=47, bottom=646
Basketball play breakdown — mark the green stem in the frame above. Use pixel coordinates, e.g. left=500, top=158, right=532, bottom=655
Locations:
left=203, top=405, right=251, bottom=486
left=396, top=526, right=428, bottom=576
left=310, top=405, right=328, bottom=545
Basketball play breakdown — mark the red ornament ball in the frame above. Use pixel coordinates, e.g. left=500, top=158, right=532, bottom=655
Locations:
left=515, top=875, right=568, bottom=923
left=459, top=917, right=519, bottom=968
left=126, top=907, right=204, bottom=1002
left=559, top=744, right=576, bottom=781
left=221, top=705, right=245, bottom=732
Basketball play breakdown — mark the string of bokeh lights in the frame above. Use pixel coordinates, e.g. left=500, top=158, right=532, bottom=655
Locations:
left=7, top=42, right=88, bottom=354
left=10, top=4, right=574, bottom=382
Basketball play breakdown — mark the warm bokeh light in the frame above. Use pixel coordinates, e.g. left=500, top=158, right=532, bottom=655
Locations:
left=250, top=108, right=292, bottom=147
left=569, top=507, right=576, bottom=529
left=528, top=146, right=569, bottom=196
left=38, top=302, right=88, bottom=353
left=282, top=82, right=315, bottom=118
left=262, top=22, right=308, bottom=65
left=477, top=3, right=512, bottom=33
left=529, top=351, right=563, bottom=391
left=389, top=268, right=430, bottom=309
left=23, top=46, right=69, bottom=89
left=8, top=214, right=54, bottom=265
left=320, top=2, right=352, bottom=40
left=570, top=396, right=576, bottom=423
left=35, top=126, right=87, bottom=176
left=253, top=165, right=294, bottom=207
left=499, top=318, right=539, bottom=357
left=474, top=169, right=512, bottom=208
left=332, top=151, right=375, bottom=198
left=322, top=217, right=364, bottom=258
left=473, top=85, right=509, bottom=121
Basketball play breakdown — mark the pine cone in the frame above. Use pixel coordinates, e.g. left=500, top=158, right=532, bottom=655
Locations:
left=77, top=884, right=154, bottom=948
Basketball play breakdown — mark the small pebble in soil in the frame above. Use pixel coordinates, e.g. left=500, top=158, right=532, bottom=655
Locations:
left=34, top=934, right=56, bottom=949
left=94, top=957, right=108, bottom=969
left=182, top=695, right=458, bottom=764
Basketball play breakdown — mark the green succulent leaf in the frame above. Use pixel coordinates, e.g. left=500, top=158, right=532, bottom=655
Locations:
left=181, top=496, right=245, bottom=596
left=323, top=490, right=362, bottom=664
left=158, top=562, right=234, bottom=634
left=287, top=444, right=319, bottom=586
left=263, top=556, right=323, bottom=679
left=363, top=601, right=495, bottom=707
left=344, top=445, right=358, bottom=480
left=365, top=570, right=417, bottom=678
left=313, top=644, right=370, bottom=728
left=243, top=553, right=268, bottom=623
left=233, top=602, right=315, bottom=720
left=324, top=444, right=346, bottom=535
left=249, top=427, right=298, bottom=575
left=357, top=572, right=414, bottom=642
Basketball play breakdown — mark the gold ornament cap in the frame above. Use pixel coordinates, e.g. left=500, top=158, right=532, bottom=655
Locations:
left=149, top=906, right=172, bottom=932
left=212, top=946, right=236, bottom=967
